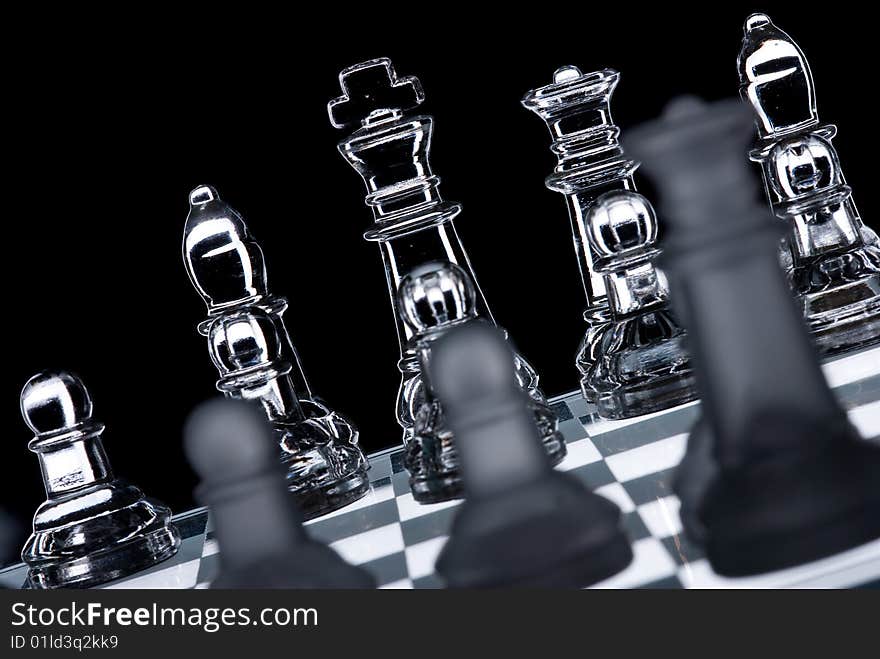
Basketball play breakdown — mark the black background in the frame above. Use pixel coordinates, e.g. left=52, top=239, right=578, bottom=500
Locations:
left=2, top=4, right=875, bottom=565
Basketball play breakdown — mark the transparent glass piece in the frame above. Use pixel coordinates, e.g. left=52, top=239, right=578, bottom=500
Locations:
left=523, top=66, right=659, bottom=396
left=329, top=59, right=561, bottom=477
left=184, top=188, right=369, bottom=518
left=209, top=309, right=369, bottom=519
left=396, top=262, right=565, bottom=503
left=19, top=371, right=180, bottom=589
left=739, top=13, right=880, bottom=356
left=581, top=191, right=698, bottom=419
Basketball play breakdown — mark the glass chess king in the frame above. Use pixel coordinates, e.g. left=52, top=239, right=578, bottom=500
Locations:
left=328, top=58, right=565, bottom=501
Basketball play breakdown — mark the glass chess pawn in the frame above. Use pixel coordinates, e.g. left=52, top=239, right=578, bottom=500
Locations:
left=208, top=308, right=370, bottom=518
left=19, top=371, right=180, bottom=589
left=397, top=261, right=565, bottom=503
left=580, top=191, right=697, bottom=418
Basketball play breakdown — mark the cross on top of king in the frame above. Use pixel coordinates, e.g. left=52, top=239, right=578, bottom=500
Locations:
left=328, top=58, right=425, bottom=129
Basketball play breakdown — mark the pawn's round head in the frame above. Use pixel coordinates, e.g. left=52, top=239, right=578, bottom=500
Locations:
left=398, top=261, right=477, bottom=332
left=769, top=134, right=838, bottom=199
left=208, top=309, right=281, bottom=374
left=586, top=190, right=657, bottom=258
left=184, top=398, right=277, bottom=483
left=20, top=370, right=93, bottom=436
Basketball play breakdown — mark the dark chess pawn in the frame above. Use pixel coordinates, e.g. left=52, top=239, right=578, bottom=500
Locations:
left=431, top=322, right=632, bottom=588
left=184, top=398, right=375, bottom=589
left=397, top=261, right=565, bottom=503
left=19, top=371, right=180, bottom=588
left=627, top=96, right=880, bottom=576
left=208, top=307, right=369, bottom=519
left=739, top=14, right=880, bottom=355
left=580, top=190, right=697, bottom=418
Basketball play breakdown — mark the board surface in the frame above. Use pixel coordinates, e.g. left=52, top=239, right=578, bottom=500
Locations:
left=3, top=345, right=880, bottom=590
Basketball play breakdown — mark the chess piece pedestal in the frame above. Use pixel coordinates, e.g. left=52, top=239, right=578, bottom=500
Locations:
left=20, top=371, right=179, bottom=589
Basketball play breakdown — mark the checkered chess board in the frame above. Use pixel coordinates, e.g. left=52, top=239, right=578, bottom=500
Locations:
left=3, top=345, right=880, bottom=590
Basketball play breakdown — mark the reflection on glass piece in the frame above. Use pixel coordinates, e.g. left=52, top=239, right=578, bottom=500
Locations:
left=581, top=192, right=698, bottom=418
left=395, top=262, right=565, bottom=502
left=207, top=308, right=370, bottom=517
left=19, top=371, right=180, bottom=589
left=522, top=67, right=646, bottom=398
left=329, top=59, right=562, bottom=490
left=184, top=187, right=370, bottom=519
left=522, top=67, right=635, bottom=311
left=738, top=13, right=880, bottom=356
left=522, top=66, right=695, bottom=415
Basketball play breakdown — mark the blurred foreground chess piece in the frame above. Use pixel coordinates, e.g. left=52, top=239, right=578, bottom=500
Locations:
left=20, top=371, right=180, bottom=588
left=431, top=322, right=632, bottom=588
left=184, top=398, right=375, bottom=589
left=329, top=59, right=564, bottom=501
left=397, top=262, right=564, bottom=502
left=0, top=508, right=24, bottom=569
left=184, top=186, right=369, bottom=518
left=627, top=96, right=880, bottom=576
left=739, top=14, right=880, bottom=355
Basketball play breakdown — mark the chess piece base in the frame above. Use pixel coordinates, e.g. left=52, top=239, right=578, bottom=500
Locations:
left=290, top=467, right=371, bottom=520
left=796, top=247, right=880, bottom=357
left=406, top=403, right=567, bottom=504
left=280, top=401, right=370, bottom=520
left=212, top=542, right=376, bottom=589
left=700, top=414, right=880, bottom=577
left=24, top=487, right=180, bottom=589
left=577, top=305, right=614, bottom=403
left=593, top=369, right=698, bottom=420
left=436, top=471, right=632, bottom=588
left=583, top=312, right=698, bottom=420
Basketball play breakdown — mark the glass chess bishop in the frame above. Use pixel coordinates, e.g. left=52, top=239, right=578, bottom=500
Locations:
left=327, top=58, right=565, bottom=501
left=739, top=13, right=880, bottom=355
left=183, top=186, right=369, bottom=518
left=19, top=371, right=180, bottom=589
left=397, top=262, right=564, bottom=502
